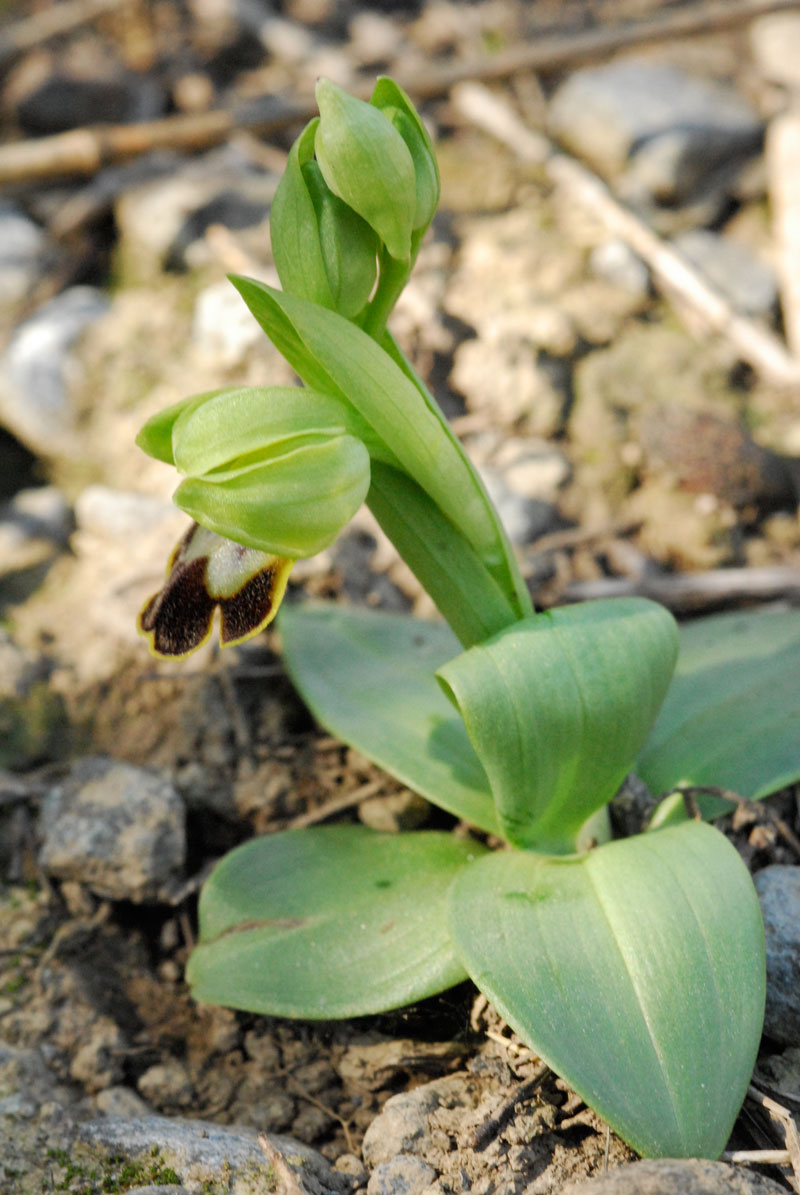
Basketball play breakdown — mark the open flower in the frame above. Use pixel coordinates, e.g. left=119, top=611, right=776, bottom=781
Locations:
left=138, top=523, right=292, bottom=658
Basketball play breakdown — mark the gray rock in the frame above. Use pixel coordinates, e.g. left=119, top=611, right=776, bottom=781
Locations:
left=751, top=13, right=800, bottom=90
left=590, top=239, right=650, bottom=297
left=77, top=1115, right=350, bottom=1195
left=367, top=1155, right=438, bottom=1195
left=74, top=484, right=176, bottom=539
left=114, top=145, right=277, bottom=283
left=672, top=230, right=778, bottom=318
left=0, top=286, right=109, bottom=456
left=358, top=790, right=431, bottom=832
left=559, top=1158, right=787, bottom=1194
left=192, top=278, right=271, bottom=368
left=549, top=60, right=762, bottom=206
left=122, top=1188, right=191, bottom=1195
left=95, top=1085, right=152, bottom=1118
left=0, top=205, right=49, bottom=307
left=362, top=1075, right=477, bottom=1168
left=755, top=864, right=800, bottom=1044
left=39, top=757, right=186, bottom=903
left=0, top=485, right=73, bottom=581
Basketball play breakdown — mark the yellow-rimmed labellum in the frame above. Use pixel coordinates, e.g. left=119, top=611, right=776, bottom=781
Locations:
left=138, top=523, right=292, bottom=658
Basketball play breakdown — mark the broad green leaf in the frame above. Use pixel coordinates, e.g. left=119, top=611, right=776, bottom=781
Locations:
left=449, top=821, right=765, bottom=1158
left=315, top=79, right=416, bottom=262
left=369, top=462, right=518, bottom=647
left=279, top=602, right=499, bottom=834
left=638, top=608, right=800, bottom=801
left=438, top=599, right=679, bottom=852
left=187, top=825, right=486, bottom=1017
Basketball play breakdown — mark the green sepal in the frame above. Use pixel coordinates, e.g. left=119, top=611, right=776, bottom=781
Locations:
left=187, top=825, right=488, bottom=1018
left=270, top=120, right=336, bottom=312
left=370, top=77, right=439, bottom=232
left=174, top=433, right=370, bottom=558
left=302, top=160, right=379, bottom=317
left=438, top=598, right=679, bottom=852
left=315, top=78, right=416, bottom=262
left=136, top=390, right=218, bottom=465
left=448, top=821, right=765, bottom=1158
left=169, top=385, right=376, bottom=477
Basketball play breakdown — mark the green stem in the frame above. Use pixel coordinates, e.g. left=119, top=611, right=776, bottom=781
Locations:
left=362, top=249, right=410, bottom=340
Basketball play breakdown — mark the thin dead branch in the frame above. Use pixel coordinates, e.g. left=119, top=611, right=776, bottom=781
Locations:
left=452, top=81, right=800, bottom=388
left=257, top=1135, right=309, bottom=1195
left=748, top=1084, right=800, bottom=1191
left=0, top=0, right=124, bottom=69
left=473, top=1063, right=551, bottom=1150
left=558, top=565, right=800, bottom=613
left=404, top=0, right=800, bottom=98
left=664, top=785, right=800, bottom=858
left=722, top=1149, right=792, bottom=1164
left=287, top=778, right=386, bottom=829
left=0, top=95, right=310, bottom=187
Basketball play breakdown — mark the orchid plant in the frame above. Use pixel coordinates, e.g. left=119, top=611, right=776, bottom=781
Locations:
left=137, top=77, right=800, bottom=1160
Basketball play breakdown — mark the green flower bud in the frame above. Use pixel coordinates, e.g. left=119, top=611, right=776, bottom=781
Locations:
left=174, top=432, right=370, bottom=559
left=271, top=120, right=378, bottom=317
left=370, top=77, right=440, bottom=233
left=315, top=78, right=416, bottom=262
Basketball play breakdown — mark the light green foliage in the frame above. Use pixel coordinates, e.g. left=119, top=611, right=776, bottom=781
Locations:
left=639, top=608, right=800, bottom=810
left=448, top=821, right=765, bottom=1158
left=438, top=599, right=678, bottom=852
left=187, top=826, right=487, bottom=1017
left=135, top=76, right=790, bottom=1161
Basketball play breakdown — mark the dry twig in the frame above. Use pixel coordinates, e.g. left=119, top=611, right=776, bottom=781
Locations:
left=405, top=0, right=800, bottom=98
left=747, top=1084, right=800, bottom=1191
left=559, top=566, right=800, bottom=613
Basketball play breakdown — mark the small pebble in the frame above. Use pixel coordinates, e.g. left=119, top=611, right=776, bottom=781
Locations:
left=39, top=757, right=186, bottom=903
left=367, top=1154, right=438, bottom=1195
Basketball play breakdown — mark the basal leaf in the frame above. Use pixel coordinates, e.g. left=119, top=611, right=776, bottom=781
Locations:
left=279, top=602, right=498, bottom=834
left=638, top=608, right=800, bottom=800
left=438, top=598, right=679, bottom=852
left=448, top=821, right=765, bottom=1158
left=187, top=825, right=486, bottom=1017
